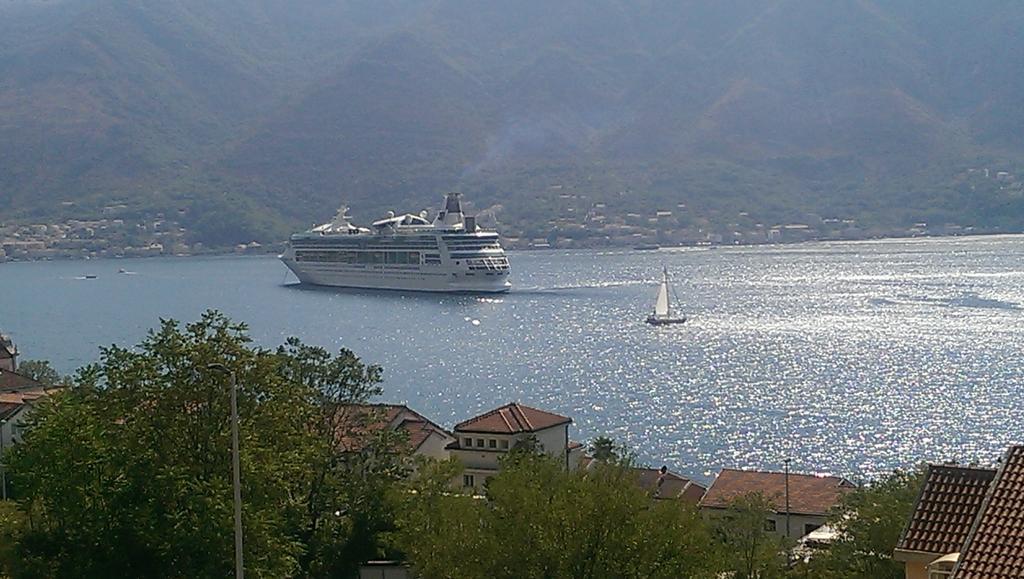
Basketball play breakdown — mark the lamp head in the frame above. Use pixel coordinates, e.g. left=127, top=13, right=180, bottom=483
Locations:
left=205, top=363, right=232, bottom=375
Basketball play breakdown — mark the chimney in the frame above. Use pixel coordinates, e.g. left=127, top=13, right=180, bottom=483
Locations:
left=0, top=334, right=17, bottom=372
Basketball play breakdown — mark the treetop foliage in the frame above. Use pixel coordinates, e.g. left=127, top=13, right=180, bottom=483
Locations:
left=393, top=452, right=721, bottom=579
left=2, top=310, right=400, bottom=579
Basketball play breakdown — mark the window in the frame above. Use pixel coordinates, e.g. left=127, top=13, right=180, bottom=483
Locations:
left=476, top=438, right=485, bottom=448
left=463, top=474, right=475, bottom=488
left=500, top=439, right=509, bottom=449
left=804, top=523, right=820, bottom=536
left=488, top=439, right=497, bottom=449
left=463, top=437, right=472, bottom=447
left=764, top=519, right=777, bottom=532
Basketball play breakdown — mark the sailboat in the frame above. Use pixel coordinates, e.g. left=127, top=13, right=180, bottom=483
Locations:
left=646, top=267, right=687, bottom=325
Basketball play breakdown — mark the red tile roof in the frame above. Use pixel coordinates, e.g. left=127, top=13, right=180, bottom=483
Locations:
left=700, top=468, right=856, bottom=516
left=580, top=458, right=707, bottom=505
left=953, top=446, right=1024, bottom=579
left=0, top=374, right=55, bottom=422
left=896, top=465, right=996, bottom=556
left=0, top=402, right=21, bottom=422
left=398, top=419, right=442, bottom=450
left=454, top=403, right=571, bottom=434
left=333, top=404, right=449, bottom=453
left=0, top=370, right=43, bottom=392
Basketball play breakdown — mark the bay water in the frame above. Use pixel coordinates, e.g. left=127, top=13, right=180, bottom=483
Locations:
left=2, top=235, right=1022, bottom=482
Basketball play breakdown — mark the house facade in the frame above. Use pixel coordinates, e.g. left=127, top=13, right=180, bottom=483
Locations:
left=447, top=402, right=584, bottom=491
left=699, top=468, right=856, bottom=540
left=1, top=356, right=55, bottom=498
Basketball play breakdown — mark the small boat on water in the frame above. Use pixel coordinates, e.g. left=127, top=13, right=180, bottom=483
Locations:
left=633, top=244, right=660, bottom=251
left=646, top=267, right=687, bottom=325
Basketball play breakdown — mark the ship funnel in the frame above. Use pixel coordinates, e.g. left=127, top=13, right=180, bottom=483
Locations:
left=436, top=192, right=466, bottom=227
left=444, top=192, right=463, bottom=215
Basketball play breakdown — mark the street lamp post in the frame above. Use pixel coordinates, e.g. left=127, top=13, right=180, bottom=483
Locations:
left=1, top=417, right=7, bottom=501
left=207, top=363, right=244, bottom=579
left=784, top=458, right=792, bottom=540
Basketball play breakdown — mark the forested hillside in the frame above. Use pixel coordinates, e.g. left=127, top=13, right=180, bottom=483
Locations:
left=2, top=0, right=1023, bottom=245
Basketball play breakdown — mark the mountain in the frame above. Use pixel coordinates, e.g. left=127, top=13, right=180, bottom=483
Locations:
left=2, top=0, right=1023, bottom=244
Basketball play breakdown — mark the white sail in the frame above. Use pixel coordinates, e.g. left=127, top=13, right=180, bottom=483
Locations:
left=654, top=274, right=670, bottom=317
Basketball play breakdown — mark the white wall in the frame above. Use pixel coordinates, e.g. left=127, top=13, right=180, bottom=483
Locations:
left=359, top=563, right=412, bottom=579
left=415, top=430, right=454, bottom=461
left=702, top=508, right=828, bottom=541
left=450, top=447, right=503, bottom=471
left=765, top=512, right=828, bottom=540
left=1, top=405, right=29, bottom=449
left=534, top=425, right=568, bottom=458
left=0, top=405, right=29, bottom=499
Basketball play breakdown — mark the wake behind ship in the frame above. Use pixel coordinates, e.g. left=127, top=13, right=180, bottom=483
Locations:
left=280, top=193, right=511, bottom=293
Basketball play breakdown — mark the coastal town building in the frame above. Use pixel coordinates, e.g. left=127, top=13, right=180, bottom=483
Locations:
left=580, top=458, right=707, bottom=505
left=333, top=404, right=454, bottom=460
left=0, top=384, right=48, bottom=450
left=446, top=402, right=584, bottom=491
left=894, top=465, right=996, bottom=579
left=0, top=333, right=60, bottom=498
left=891, top=447, right=1024, bottom=579
left=699, top=468, right=856, bottom=540
left=950, top=446, right=1024, bottom=578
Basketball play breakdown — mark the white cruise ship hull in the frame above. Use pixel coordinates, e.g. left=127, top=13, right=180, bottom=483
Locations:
left=281, top=258, right=511, bottom=293
left=282, top=193, right=511, bottom=293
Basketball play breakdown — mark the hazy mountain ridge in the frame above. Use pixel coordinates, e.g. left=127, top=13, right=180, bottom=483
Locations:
left=2, top=0, right=1022, bottom=243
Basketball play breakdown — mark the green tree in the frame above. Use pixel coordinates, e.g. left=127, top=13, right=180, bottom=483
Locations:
left=712, top=493, right=788, bottom=579
left=13, top=360, right=64, bottom=387
left=3, top=311, right=406, bottom=579
left=806, top=469, right=924, bottom=579
left=393, top=453, right=720, bottom=579
left=0, top=501, right=28, bottom=577
left=273, top=337, right=406, bottom=578
left=588, top=436, right=620, bottom=461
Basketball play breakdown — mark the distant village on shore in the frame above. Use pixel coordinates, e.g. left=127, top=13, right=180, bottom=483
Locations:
left=3, top=166, right=1020, bottom=262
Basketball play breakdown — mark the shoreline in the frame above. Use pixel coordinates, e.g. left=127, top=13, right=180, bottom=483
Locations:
left=3, top=230, right=1023, bottom=265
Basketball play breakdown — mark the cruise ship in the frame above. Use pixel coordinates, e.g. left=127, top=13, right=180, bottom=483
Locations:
left=280, top=193, right=511, bottom=293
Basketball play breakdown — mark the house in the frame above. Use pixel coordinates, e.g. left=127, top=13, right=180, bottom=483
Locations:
left=699, top=468, right=856, bottom=540
left=893, top=465, right=996, bottom=579
left=1, top=366, right=55, bottom=499
left=580, top=458, right=707, bottom=505
left=447, top=402, right=584, bottom=491
left=1, top=374, right=54, bottom=445
left=333, top=404, right=454, bottom=460
left=950, top=446, right=1024, bottom=578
